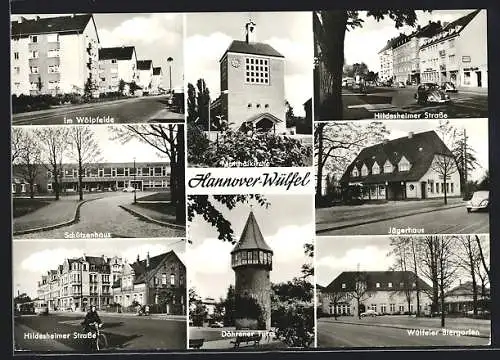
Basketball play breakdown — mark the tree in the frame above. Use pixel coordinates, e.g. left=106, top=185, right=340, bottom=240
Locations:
left=454, top=235, right=481, bottom=315
left=285, top=100, right=295, bottom=128
left=67, top=126, right=102, bottom=201
left=314, top=10, right=425, bottom=119
left=222, top=285, right=236, bottom=326
left=418, top=236, right=440, bottom=315
left=35, top=127, right=69, bottom=200
left=436, top=236, right=459, bottom=327
left=196, top=79, right=210, bottom=130
left=474, top=235, right=490, bottom=285
left=431, top=148, right=459, bottom=205
left=477, top=171, right=489, bottom=190
left=12, top=127, right=25, bottom=163
left=15, top=130, right=42, bottom=199
left=37, top=76, right=43, bottom=93
left=301, top=243, right=314, bottom=279
left=187, top=195, right=270, bottom=243
left=325, top=290, right=345, bottom=319
left=314, top=121, right=389, bottom=199
left=84, top=74, right=96, bottom=100
left=118, top=79, right=126, bottom=94
left=129, top=81, right=140, bottom=95
left=350, top=272, right=371, bottom=319
left=187, top=83, right=198, bottom=124
left=110, top=124, right=185, bottom=224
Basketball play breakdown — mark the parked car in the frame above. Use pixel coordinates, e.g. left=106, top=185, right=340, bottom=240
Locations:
left=466, top=190, right=489, bottom=212
left=415, top=82, right=450, bottom=104
left=397, top=81, right=406, bottom=88
left=122, top=186, right=136, bottom=192
left=210, top=321, right=224, bottom=328
left=441, top=81, right=458, bottom=93
left=360, top=309, right=378, bottom=317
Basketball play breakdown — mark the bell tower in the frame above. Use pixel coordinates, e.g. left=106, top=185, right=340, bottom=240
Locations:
left=231, top=210, right=273, bottom=330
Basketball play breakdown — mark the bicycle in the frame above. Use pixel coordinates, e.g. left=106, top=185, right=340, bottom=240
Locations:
left=87, top=322, right=108, bottom=351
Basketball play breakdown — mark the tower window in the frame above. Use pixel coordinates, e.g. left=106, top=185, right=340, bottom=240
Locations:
left=265, top=104, right=269, bottom=108
left=256, top=104, right=261, bottom=108
left=248, top=103, right=252, bottom=108
left=245, top=56, right=270, bottom=85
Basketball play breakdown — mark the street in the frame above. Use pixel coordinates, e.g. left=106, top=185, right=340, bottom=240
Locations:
left=317, top=318, right=489, bottom=347
left=317, top=205, right=489, bottom=236
left=341, top=86, right=487, bottom=119
left=14, top=312, right=186, bottom=351
left=13, top=192, right=184, bottom=239
left=12, top=96, right=184, bottom=125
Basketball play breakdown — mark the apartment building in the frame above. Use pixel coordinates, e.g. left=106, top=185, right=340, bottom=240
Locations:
left=151, top=67, right=163, bottom=95
left=137, top=60, right=154, bottom=93
left=98, top=46, right=138, bottom=94
left=378, top=41, right=394, bottom=83
left=11, top=14, right=100, bottom=96
left=419, top=10, right=487, bottom=88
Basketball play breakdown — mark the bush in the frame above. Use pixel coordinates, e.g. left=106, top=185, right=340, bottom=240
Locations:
left=273, top=302, right=314, bottom=348
left=234, top=295, right=266, bottom=329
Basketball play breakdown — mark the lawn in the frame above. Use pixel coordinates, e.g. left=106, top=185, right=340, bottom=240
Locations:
left=13, top=198, right=53, bottom=218
left=137, top=192, right=172, bottom=202
left=134, top=202, right=177, bottom=218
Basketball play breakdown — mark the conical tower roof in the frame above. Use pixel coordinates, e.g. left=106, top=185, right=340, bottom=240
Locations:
left=231, top=211, right=273, bottom=254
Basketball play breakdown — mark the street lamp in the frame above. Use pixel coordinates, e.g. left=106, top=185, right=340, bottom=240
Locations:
left=167, top=57, right=173, bottom=93
left=133, top=157, right=137, bottom=204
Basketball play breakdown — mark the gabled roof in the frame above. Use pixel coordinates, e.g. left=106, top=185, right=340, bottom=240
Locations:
left=137, top=60, right=153, bottom=70
left=99, top=46, right=136, bottom=61
left=446, top=281, right=490, bottom=297
left=85, top=256, right=107, bottom=266
left=231, top=211, right=273, bottom=254
left=242, top=112, right=284, bottom=125
left=325, top=271, right=432, bottom=293
left=221, top=40, right=284, bottom=62
left=341, top=130, right=454, bottom=184
left=11, top=14, right=95, bottom=38
left=153, top=67, right=162, bottom=75
left=131, top=250, right=184, bottom=284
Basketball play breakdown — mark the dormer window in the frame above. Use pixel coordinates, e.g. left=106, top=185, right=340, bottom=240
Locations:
left=351, top=167, right=359, bottom=177
left=398, top=156, right=411, bottom=172
left=376, top=283, right=380, bottom=288
left=372, top=162, right=380, bottom=175
left=384, top=160, right=393, bottom=173
left=361, top=164, right=368, bottom=176
left=341, top=283, right=346, bottom=289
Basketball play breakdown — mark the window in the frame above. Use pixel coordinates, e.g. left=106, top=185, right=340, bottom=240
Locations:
left=30, top=35, right=38, bottom=43
left=14, top=52, right=19, bottom=60
left=245, top=56, right=269, bottom=84
left=372, top=162, right=380, bottom=175
left=30, top=66, right=39, bottom=74
left=170, top=274, right=175, bottom=285
left=361, top=164, right=368, bottom=176
left=380, top=304, right=387, bottom=314
left=161, top=273, right=167, bottom=285
left=341, top=283, right=346, bottom=289
left=47, top=33, right=59, bottom=42
left=48, top=49, right=59, bottom=57
left=351, top=167, right=359, bottom=177
left=390, top=303, right=396, bottom=313
left=441, top=183, right=444, bottom=193
left=451, top=183, right=454, bottom=193
left=111, top=59, right=117, bottom=63
left=371, top=304, right=377, bottom=312
left=399, top=305, right=405, bottom=312
left=384, top=160, right=393, bottom=173
left=388, top=282, right=392, bottom=288
left=398, top=156, right=411, bottom=171
left=48, top=65, right=59, bottom=73
left=48, top=80, right=60, bottom=90
left=31, top=50, right=39, bottom=59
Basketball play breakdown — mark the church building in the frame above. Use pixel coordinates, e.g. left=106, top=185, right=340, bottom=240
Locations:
left=212, top=20, right=287, bottom=134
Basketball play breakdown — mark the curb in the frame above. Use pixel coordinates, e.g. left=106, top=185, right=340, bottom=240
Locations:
left=316, top=203, right=464, bottom=234
left=13, top=197, right=102, bottom=236
left=322, top=319, right=490, bottom=339
left=119, top=205, right=185, bottom=230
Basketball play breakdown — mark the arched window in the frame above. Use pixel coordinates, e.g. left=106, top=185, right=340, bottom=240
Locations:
left=372, top=162, right=380, bottom=175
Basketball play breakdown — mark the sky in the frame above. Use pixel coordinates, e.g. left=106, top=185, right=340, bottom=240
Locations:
left=344, top=10, right=477, bottom=72
left=13, top=238, right=186, bottom=299
left=21, top=125, right=170, bottom=163
left=316, top=235, right=489, bottom=290
left=11, top=13, right=184, bottom=90
left=188, top=194, right=314, bottom=300
left=185, top=12, right=313, bottom=117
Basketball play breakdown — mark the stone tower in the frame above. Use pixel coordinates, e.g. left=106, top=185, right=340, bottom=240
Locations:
left=231, top=211, right=273, bottom=330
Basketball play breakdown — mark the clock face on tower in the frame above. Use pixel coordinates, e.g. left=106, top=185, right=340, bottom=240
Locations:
left=231, top=59, right=240, bottom=68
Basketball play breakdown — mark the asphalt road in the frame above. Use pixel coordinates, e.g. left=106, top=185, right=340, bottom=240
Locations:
left=13, top=193, right=185, bottom=239
left=12, top=96, right=184, bottom=125
left=318, top=206, right=489, bottom=236
left=341, top=86, right=488, bottom=119
left=14, top=313, right=187, bottom=351
left=317, top=319, right=488, bottom=347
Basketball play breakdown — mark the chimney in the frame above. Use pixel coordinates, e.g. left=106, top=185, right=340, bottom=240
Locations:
left=408, top=132, right=414, bottom=139
left=137, top=254, right=140, bottom=263
left=146, top=252, right=150, bottom=268
left=245, top=20, right=256, bottom=43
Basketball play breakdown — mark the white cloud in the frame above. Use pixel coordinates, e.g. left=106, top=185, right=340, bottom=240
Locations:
left=187, top=238, right=233, bottom=275
left=317, top=245, right=392, bottom=272
left=267, top=224, right=311, bottom=263
left=99, top=15, right=181, bottom=48
left=21, top=248, right=84, bottom=273
left=265, top=36, right=313, bottom=74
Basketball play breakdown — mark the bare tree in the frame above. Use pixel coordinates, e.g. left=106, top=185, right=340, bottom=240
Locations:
left=110, top=124, right=185, bottom=224
left=433, top=121, right=459, bottom=205
left=67, top=126, right=102, bottom=201
left=436, top=236, right=459, bottom=327
left=325, top=290, right=345, bottom=320
left=474, top=235, right=490, bottom=284
left=454, top=235, right=480, bottom=315
left=14, top=130, right=42, bottom=198
left=34, top=127, right=69, bottom=200
left=12, top=128, right=26, bottom=164
left=350, top=272, right=371, bottom=319
left=418, top=236, right=440, bottom=315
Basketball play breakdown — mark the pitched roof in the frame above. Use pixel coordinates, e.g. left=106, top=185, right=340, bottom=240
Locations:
left=131, top=250, right=184, bottom=284
left=11, top=14, right=94, bottom=37
left=446, top=281, right=490, bottom=297
left=325, top=271, right=432, bottom=293
left=153, top=67, right=162, bottom=75
left=231, top=211, right=273, bottom=253
left=242, top=112, right=284, bottom=126
left=99, top=46, right=136, bottom=61
left=341, top=130, right=454, bottom=184
left=420, top=10, right=481, bottom=49
left=222, top=40, right=284, bottom=61
left=85, top=256, right=107, bottom=266
left=137, top=60, right=153, bottom=70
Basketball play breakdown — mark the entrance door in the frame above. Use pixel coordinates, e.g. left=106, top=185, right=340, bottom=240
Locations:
left=476, top=71, right=482, bottom=87
left=421, top=182, right=427, bottom=199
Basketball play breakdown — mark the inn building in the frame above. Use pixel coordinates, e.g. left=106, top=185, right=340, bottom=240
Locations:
left=111, top=251, right=186, bottom=315
left=320, top=271, right=433, bottom=316
left=11, top=14, right=100, bottom=96
left=340, top=130, right=461, bottom=201
left=98, top=46, right=138, bottom=94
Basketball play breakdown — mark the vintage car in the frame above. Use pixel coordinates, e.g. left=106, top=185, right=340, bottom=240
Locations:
left=466, top=190, right=489, bottom=213
left=415, top=82, right=451, bottom=104
left=360, top=309, right=378, bottom=317
left=441, top=81, right=458, bottom=92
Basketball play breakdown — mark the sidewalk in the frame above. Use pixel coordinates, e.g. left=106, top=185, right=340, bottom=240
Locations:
left=119, top=203, right=185, bottom=230
left=316, top=198, right=464, bottom=232
left=192, top=337, right=287, bottom=350
left=320, top=316, right=490, bottom=339
left=456, top=86, right=488, bottom=95
left=147, top=108, right=184, bottom=122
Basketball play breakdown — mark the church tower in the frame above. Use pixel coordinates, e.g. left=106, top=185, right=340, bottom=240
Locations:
left=231, top=211, right=273, bottom=330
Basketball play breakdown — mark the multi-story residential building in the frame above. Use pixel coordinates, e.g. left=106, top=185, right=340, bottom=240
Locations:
left=320, top=271, right=433, bottom=316
left=98, top=46, right=138, bottom=94
left=419, top=10, right=487, bottom=88
left=12, top=161, right=170, bottom=195
left=137, top=60, right=154, bottom=93
left=151, top=67, right=163, bottom=95
left=391, top=22, right=442, bottom=85
left=378, top=41, right=394, bottom=83
left=340, top=131, right=461, bottom=201
left=112, top=251, right=186, bottom=315
left=213, top=20, right=286, bottom=134
left=11, top=14, right=100, bottom=96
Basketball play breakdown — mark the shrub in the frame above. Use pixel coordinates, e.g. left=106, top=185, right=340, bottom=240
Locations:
left=273, top=302, right=314, bottom=348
